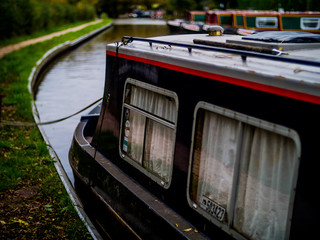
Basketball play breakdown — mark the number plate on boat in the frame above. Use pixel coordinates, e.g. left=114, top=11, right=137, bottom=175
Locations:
left=200, top=196, right=226, bottom=221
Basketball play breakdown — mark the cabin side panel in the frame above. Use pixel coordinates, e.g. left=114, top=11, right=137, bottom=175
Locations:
left=92, top=54, right=320, bottom=240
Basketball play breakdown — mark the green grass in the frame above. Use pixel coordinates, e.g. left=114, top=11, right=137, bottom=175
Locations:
left=0, top=18, right=112, bottom=239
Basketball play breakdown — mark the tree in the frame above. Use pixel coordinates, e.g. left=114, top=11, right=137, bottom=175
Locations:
left=237, top=0, right=320, bottom=10
left=166, top=0, right=197, bottom=16
left=0, top=0, right=96, bottom=41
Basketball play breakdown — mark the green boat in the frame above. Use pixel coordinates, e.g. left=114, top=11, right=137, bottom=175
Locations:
left=205, top=11, right=233, bottom=27
left=170, top=10, right=320, bottom=34
left=187, top=11, right=206, bottom=22
left=242, top=12, right=279, bottom=31
left=280, top=12, right=320, bottom=33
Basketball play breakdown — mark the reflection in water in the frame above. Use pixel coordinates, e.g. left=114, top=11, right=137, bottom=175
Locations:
left=35, top=23, right=171, bottom=184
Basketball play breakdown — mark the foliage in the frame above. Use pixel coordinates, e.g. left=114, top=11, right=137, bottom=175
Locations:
left=94, top=0, right=320, bottom=18
left=0, top=20, right=92, bottom=47
left=234, top=0, right=320, bottom=11
left=166, top=0, right=198, bottom=15
left=96, top=0, right=167, bottom=18
left=0, top=0, right=97, bottom=41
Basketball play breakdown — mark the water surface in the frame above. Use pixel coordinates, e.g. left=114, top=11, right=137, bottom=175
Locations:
left=35, top=20, right=170, bottom=183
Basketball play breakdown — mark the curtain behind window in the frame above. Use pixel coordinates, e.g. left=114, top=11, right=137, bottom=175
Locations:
left=125, top=110, right=145, bottom=164
left=234, top=126, right=297, bottom=240
left=144, top=121, right=174, bottom=182
left=125, top=84, right=176, bottom=183
left=129, top=85, right=176, bottom=122
left=194, top=111, right=238, bottom=220
left=191, top=109, right=297, bottom=240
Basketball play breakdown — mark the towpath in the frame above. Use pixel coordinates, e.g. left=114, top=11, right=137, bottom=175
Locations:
left=0, top=19, right=102, bottom=59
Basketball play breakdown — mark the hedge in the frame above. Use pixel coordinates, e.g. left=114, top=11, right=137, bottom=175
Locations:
left=0, top=0, right=96, bottom=41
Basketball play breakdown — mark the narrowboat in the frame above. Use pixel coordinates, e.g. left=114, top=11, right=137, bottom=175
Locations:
left=69, top=31, right=320, bottom=240
left=202, top=11, right=237, bottom=34
left=279, top=12, right=320, bottom=33
left=169, top=10, right=320, bottom=35
left=205, top=11, right=233, bottom=27
left=232, top=11, right=245, bottom=28
left=167, top=19, right=185, bottom=32
left=187, top=11, right=206, bottom=22
left=242, top=11, right=280, bottom=31
left=181, top=21, right=204, bottom=33
left=177, top=11, right=206, bottom=33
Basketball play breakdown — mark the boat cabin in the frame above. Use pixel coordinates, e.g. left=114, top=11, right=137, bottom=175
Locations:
left=187, top=11, right=206, bottom=22
left=279, top=12, right=320, bottom=33
left=70, top=31, right=320, bottom=240
left=242, top=11, right=280, bottom=31
left=205, top=11, right=233, bottom=27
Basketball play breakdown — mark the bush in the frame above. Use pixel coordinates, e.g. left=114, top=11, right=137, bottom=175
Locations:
left=0, top=0, right=96, bottom=41
left=76, top=1, right=96, bottom=20
left=31, top=0, right=51, bottom=31
left=100, top=12, right=109, bottom=19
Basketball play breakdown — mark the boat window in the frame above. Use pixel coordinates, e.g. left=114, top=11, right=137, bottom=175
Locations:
left=256, top=17, right=278, bottom=28
left=188, top=102, right=300, bottom=240
left=301, top=18, right=320, bottom=30
left=120, top=78, right=178, bottom=188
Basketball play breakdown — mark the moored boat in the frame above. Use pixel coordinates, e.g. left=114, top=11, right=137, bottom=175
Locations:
left=203, top=10, right=237, bottom=34
left=205, top=10, right=234, bottom=27
left=180, top=11, right=206, bottom=33
left=70, top=31, right=320, bottom=240
left=167, top=11, right=206, bottom=33
left=279, top=12, right=320, bottom=33
left=170, top=10, right=320, bottom=35
left=181, top=21, right=204, bottom=33
left=241, top=11, right=280, bottom=31
left=167, top=19, right=185, bottom=32
left=232, top=10, right=247, bottom=28
left=187, top=11, right=206, bottom=22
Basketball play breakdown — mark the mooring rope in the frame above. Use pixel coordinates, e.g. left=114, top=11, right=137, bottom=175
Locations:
left=0, top=97, right=103, bottom=127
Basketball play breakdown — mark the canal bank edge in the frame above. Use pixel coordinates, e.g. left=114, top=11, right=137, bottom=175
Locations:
left=29, top=22, right=113, bottom=97
left=28, top=21, right=113, bottom=240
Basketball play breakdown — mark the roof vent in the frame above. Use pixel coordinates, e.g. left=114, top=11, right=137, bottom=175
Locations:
left=207, top=25, right=224, bottom=36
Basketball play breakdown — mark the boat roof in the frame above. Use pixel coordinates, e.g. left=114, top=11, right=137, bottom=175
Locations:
left=106, top=32, right=320, bottom=104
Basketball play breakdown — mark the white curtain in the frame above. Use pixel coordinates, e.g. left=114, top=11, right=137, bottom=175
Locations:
left=196, top=111, right=238, bottom=216
left=193, top=110, right=297, bottom=240
left=129, top=85, right=176, bottom=122
left=144, top=121, right=174, bottom=182
left=126, top=110, right=145, bottom=164
left=124, top=85, right=176, bottom=182
left=234, top=126, right=296, bottom=240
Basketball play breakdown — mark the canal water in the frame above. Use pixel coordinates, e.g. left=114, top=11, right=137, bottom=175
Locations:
left=35, top=19, right=171, bottom=184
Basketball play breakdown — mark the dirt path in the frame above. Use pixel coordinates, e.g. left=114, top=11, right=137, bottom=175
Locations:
left=0, top=19, right=102, bottom=59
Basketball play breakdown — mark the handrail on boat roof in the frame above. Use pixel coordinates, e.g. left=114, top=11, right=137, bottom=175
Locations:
left=121, top=36, right=320, bottom=68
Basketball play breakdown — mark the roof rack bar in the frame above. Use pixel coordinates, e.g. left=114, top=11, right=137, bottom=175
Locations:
left=121, top=36, right=320, bottom=68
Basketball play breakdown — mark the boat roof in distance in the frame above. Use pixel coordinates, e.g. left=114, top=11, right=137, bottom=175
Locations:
left=107, top=32, right=320, bottom=104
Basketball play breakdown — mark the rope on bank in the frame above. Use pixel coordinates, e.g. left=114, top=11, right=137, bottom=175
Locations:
left=0, top=97, right=102, bottom=127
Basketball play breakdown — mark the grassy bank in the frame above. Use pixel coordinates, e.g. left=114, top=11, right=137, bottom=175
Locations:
left=0, top=18, right=112, bottom=239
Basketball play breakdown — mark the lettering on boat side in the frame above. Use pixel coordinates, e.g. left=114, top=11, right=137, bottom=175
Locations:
left=200, top=195, right=226, bottom=222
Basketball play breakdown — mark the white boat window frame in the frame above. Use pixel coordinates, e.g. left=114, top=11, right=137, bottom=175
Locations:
left=187, top=101, right=301, bottom=240
left=256, top=17, right=278, bottom=28
left=119, top=78, right=179, bottom=189
left=301, top=17, right=320, bottom=30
